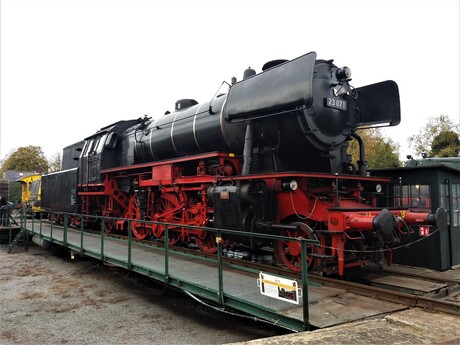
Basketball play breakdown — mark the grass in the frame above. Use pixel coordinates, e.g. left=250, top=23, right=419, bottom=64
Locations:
left=17, top=291, right=44, bottom=300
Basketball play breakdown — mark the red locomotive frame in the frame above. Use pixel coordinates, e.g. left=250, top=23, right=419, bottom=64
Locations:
left=75, top=151, right=434, bottom=276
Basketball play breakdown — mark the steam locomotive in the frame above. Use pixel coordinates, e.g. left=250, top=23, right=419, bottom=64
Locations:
left=41, top=51, right=446, bottom=275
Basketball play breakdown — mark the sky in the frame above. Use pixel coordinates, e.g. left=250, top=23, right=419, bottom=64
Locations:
left=1, top=0, right=459, bottom=162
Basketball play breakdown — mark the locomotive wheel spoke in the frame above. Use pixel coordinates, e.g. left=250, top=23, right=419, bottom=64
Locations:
left=157, top=194, right=183, bottom=223
left=152, top=193, right=183, bottom=246
left=104, top=219, right=114, bottom=233
left=194, top=231, right=217, bottom=254
left=276, top=222, right=316, bottom=272
left=132, top=222, right=150, bottom=240
left=162, top=230, right=181, bottom=247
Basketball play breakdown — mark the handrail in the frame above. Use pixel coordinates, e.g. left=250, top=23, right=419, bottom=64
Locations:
left=42, top=210, right=320, bottom=244
left=19, top=211, right=316, bottom=331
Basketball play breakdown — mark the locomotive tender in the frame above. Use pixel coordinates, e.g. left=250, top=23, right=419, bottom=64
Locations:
left=41, top=51, right=446, bottom=275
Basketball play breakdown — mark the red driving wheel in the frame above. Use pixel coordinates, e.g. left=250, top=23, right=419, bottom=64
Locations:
left=276, top=222, right=316, bottom=272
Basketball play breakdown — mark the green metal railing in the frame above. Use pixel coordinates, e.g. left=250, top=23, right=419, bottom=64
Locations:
left=16, top=211, right=318, bottom=331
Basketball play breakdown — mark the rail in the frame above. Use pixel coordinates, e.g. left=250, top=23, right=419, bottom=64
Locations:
left=13, top=211, right=319, bottom=332
left=310, top=274, right=460, bottom=316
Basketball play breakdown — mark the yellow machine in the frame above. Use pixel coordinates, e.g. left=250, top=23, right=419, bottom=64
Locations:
left=17, top=174, right=41, bottom=216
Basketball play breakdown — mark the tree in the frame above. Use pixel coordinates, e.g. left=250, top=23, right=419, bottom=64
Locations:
left=48, top=152, right=62, bottom=172
left=408, top=115, right=459, bottom=157
left=348, top=128, right=401, bottom=169
left=430, top=130, right=460, bottom=157
left=0, top=146, right=49, bottom=175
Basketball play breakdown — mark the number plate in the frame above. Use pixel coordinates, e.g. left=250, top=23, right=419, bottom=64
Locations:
left=325, top=97, right=347, bottom=111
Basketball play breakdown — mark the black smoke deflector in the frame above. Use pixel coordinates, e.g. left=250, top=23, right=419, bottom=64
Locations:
left=355, top=80, right=401, bottom=127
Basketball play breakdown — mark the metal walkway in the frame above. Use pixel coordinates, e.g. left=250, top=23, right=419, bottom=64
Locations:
left=15, top=215, right=406, bottom=332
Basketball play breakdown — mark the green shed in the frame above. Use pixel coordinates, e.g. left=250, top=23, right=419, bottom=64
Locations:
left=373, top=157, right=460, bottom=270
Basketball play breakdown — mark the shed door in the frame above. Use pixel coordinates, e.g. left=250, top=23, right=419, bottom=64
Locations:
left=449, top=183, right=460, bottom=266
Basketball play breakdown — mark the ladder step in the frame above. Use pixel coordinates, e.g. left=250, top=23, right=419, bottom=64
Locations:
left=6, top=228, right=27, bottom=253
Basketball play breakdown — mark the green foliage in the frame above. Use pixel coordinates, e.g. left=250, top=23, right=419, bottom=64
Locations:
left=0, top=146, right=49, bottom=174
left=8, top=181, right=21, bottom=204
left=408, top=115, right=460, bottom=157
left=430, top=130, right=460, bottom=157
left=348, top=128, right=401, bottom=169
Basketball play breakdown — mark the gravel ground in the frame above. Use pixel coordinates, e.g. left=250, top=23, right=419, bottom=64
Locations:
left=0, top=243, right=286, bottom=345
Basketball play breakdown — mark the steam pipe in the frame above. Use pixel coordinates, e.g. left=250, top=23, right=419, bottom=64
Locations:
left=242, top=122, right=254, bottom=175
left=350, top=132, right=367, bottom=176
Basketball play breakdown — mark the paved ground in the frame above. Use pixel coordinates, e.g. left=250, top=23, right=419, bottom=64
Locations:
left=230, top=308, right=460, bottom=344
left=0, top=244, right=286, bottom=345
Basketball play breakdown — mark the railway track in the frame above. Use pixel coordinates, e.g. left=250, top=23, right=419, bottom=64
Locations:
left=310, top=274, right=460, bottom=316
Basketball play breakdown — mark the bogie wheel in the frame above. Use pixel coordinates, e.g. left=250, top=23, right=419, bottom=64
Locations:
left=152, top=193, right=184, bottom=246
left=194, top=231, right=217, bottom=254
left=275, top=222, right=317, bottom=272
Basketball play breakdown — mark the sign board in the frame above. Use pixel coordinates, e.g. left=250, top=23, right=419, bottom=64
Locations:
left=257, top=272, right=301, bottom=304
left=419, top=225, right=430, bottom=237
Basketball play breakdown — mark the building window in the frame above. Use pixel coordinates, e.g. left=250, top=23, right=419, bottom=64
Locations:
left=394, top=184, right=431, bottom=212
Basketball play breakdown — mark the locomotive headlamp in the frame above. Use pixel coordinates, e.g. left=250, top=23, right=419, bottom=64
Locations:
left=336, top=67, right=352, bottom=80
left=376, top=184, right=382, bottom=193
left=288, top=180, right=298, bottom=191
left=281, top=179, right=298, bottom=191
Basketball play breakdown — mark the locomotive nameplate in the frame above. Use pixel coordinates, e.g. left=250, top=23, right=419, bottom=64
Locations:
left=325, top=97, right=347, bottom=111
